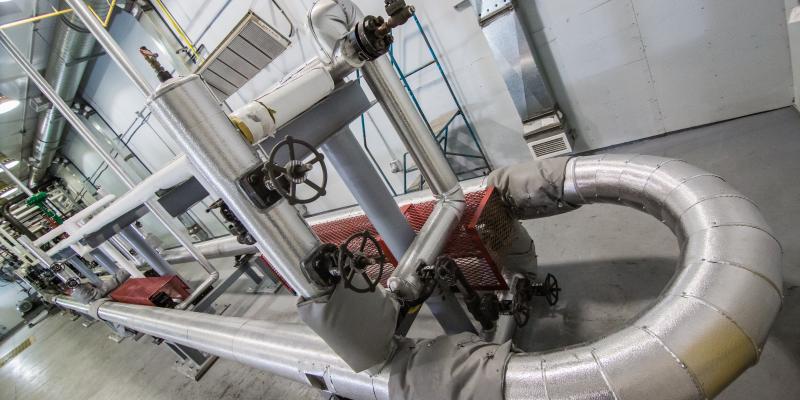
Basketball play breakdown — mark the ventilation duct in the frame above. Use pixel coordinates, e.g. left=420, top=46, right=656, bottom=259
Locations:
left=28, top=0, right=110, bottom=187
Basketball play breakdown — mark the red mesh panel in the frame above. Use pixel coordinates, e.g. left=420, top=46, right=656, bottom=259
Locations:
left=263, top=187, right=511, bottom=292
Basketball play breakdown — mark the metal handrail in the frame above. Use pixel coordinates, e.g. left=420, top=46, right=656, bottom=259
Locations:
left=357, top=14, right=492, bottom=194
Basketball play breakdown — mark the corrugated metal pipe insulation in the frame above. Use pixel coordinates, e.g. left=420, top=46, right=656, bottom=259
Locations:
left=56, top=154, right=782, bottom=399
left=28, top=0, right=110, bottom=187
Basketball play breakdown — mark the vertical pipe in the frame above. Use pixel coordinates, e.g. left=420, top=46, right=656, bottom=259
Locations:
left=320, top=128, right=415, bottom=258
left=362, top=56, right=458, bottom=196
left=119, top=225, right=176, bottom=276
left=64, top=0, right=153, bottom=95
left=362, top=56, right=465, bottom=301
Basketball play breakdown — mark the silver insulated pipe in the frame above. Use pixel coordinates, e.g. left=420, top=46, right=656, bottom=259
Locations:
left=54, top=155, right=779, bottom=399
left=54, top=296, right=390, bottom=400
left=148, top=75, right=324, bottom=299
left=504, top=155, right=783, bottom=399
left=29, top=0, right=110, bottom=186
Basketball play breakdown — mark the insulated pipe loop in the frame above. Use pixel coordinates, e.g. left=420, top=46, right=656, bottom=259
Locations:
left=505, top=155, right=783, bottom=400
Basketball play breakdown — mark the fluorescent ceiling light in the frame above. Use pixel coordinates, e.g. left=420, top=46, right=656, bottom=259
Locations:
left=0, top=187, right=19, bottom=198
left=0, top=95, right=20, bottom=114
left=792, top=6, right=800, bottom=24
left=3, top=160, right=19, bottom=169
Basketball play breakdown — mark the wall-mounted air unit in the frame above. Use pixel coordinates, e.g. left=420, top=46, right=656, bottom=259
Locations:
left=196, top=12, right=291, bottom=100
left=523, top=112, right=574, bottom=159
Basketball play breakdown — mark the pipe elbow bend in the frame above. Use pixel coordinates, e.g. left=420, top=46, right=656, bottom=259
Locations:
left=503, top=155, right=782, bottom=400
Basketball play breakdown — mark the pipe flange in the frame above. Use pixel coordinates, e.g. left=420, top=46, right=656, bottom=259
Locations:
left=50, top=262, right=65, bottom=273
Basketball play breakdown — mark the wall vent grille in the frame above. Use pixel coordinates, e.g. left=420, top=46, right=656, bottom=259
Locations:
left=197, top=12, right=290, bottom=100
left=528, top=131, right=573, bottom=159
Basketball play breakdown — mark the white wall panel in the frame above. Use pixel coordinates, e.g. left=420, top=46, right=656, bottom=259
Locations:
left=635, top=0, right=793, bottom=132
left=786, top=0, right=800, bottom=110
left=518, top=0, right=793, bottom=151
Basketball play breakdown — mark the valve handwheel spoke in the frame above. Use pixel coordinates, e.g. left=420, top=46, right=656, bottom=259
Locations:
left=264, top=136, right=328, bottom=205
left=338, top=231, right=387, bottom=293
left=287, top=137, right=296, bottom=161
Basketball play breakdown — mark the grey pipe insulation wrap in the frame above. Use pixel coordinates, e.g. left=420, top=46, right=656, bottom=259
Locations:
left=485, top=156, right=580, bottom=219
left=297, top=275, right=400, bottom=372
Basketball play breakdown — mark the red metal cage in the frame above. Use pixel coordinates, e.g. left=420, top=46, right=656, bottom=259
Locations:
left=262, top=186, right=516, bottom=292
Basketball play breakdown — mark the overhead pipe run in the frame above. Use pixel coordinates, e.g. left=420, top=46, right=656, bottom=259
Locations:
left=28, top=0, right=111, bottom=187
left=44, top=156, right=193, bottom=256
left=0, top=24, right=219, bottom=299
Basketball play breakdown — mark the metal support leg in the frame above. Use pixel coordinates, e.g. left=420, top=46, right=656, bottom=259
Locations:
left=322, top=128, right=475, bottom=334
left=240, top=262, right=263, bottom=285
left=119, top=225, right=177, bottom=276
left=69, top=257, right=103, bottom=286
left=320, top=128, right=416, bottom=259
left=90, top=249, right=119, bottom=274
left=166, top=342, right=218, bottom=381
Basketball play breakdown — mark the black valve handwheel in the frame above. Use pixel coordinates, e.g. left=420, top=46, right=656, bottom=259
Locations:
left=543, top=273, right=561, bottom=306
left=338, top=231, right=386, bottom=293
left=513, top=302, right=530, bottom=327
left=265, top=136, right=328, bottom=205
left=511, top=277, right=533, bottom=327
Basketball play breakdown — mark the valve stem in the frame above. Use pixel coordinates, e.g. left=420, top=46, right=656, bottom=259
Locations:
left=139, top=46, right=173, bottom=82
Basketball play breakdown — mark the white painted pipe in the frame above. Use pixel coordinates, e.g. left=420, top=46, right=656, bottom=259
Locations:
left=229, top=62, right=335, bottom=144
left=99, top=242, right=144, bottom=278
left=47, top=156, right=193, bottom=256
left=34, top=194, right=116, bottom=246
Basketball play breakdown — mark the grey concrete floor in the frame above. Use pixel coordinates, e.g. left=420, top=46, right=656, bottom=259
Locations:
left=1, top=107, right=799, bottom=399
